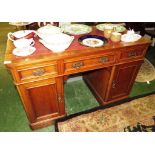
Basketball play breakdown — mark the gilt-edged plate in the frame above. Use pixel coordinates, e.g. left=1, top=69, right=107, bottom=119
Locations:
left=96, top=23, right=126, bottom=33
left=78, top=35, right=108, bottom=47
left=61, top=24, right=92, bottom=35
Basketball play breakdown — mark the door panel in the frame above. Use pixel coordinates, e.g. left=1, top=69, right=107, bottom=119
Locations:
left=106, top=60, right=143, bottom=101
left=17, top=78, right=64, bottom=123
left=28, top=84, right=59, bottom=119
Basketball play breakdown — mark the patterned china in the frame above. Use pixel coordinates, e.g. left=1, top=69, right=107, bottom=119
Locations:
left=96, top=23, right=126, bottom=33
left=78, top=35, right=108, bottom=47
left=61, top=24, right=92, bottom=35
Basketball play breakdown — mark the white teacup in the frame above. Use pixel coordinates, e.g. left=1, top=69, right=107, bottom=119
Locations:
left=13, top=38, right=35, bottom=49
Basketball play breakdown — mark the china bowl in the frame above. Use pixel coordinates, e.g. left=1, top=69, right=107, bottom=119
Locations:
left=42, top=33, right=74, bottom=44
left=37, top=24, right=62, bottom=39
left=39, top=33, right=74, bottom=53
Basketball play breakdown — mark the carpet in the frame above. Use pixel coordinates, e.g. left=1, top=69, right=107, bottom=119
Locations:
left=124, top=118, right=155, bottom=132
left=135, top=58, right=155, bottom=83
left=55, top=93, right=155, bottom=132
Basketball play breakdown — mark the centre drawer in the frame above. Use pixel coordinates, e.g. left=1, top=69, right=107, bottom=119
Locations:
left=64, top=53, right=116, bottom=75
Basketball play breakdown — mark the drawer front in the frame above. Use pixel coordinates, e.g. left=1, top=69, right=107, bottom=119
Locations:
left=17, top=64, right=58, bottom=82
left=64, top=53, right=115, bottom=74
left=119, top=46, right=146, bottom=62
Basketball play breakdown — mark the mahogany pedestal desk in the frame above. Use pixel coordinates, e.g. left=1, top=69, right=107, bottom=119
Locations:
left=4, top=32, right=151, bottom=129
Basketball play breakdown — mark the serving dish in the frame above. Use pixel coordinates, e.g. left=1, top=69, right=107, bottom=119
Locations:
left=61, top=24, right=92, bottom=35
left=96, top=23, right=126, bottom=33
left=39, top=33, right=74, bottom=53
left=37, top=24, right=62, bottom=39
left=78, top=35, right=108, bottom=47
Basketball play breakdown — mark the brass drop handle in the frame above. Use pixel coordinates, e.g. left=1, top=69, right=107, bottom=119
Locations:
left=99, top=56, right=109, bottom=63
left=128, top=51, right=136, bottom=57
left=112, top=80, right=116, bottom=89
left=32, top=68, right=45, bottom=76
left=72, top=61, right=84, bottom=69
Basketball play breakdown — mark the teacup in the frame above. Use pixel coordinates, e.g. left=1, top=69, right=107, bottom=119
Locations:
left=110, top=32, right=121, bottom=42
left=13, top=38, right=35, bottom=49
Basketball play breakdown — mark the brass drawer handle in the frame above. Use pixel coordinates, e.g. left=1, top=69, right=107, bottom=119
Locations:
left=72, top=61, right=84, bottom=69
left=128, top=51, right=136, bottom=57
left=99, top=56, right=109, bottom=63
left=32, top=68, right=45, bottom=76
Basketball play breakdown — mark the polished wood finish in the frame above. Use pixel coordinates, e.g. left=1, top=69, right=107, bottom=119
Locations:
left=4, top=29, right=151, bottom=129
left=83, top=67, right=112, bottom=103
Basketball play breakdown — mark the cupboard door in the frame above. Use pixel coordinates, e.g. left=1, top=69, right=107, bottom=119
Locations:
left=17, top=78, right=65, bottom=128
left=106, top=60, right=143, bottom=102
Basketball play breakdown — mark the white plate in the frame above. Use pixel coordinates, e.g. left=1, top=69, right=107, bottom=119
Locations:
left=9, top=22, right=33, bottom=26
left=13, top=47, right=36, bottom=56
left=82, top=38, right=104, bottom=47
left=61, top=24, right=92, bottom=35
left=121, top=34, right=141, bottom=42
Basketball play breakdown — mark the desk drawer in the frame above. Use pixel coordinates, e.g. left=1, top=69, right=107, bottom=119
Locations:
left=119, top=46, right=146, bottom=62
left=64, top=53, right=115, bottom=74
left=16, top=63, right=58, bottom=82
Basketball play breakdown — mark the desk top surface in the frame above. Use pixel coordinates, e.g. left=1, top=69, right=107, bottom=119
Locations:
left=4, top=28, right=151, bottom=66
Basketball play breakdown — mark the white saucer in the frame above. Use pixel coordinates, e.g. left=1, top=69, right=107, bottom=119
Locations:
left=13, top=46, right=36, bottom=56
